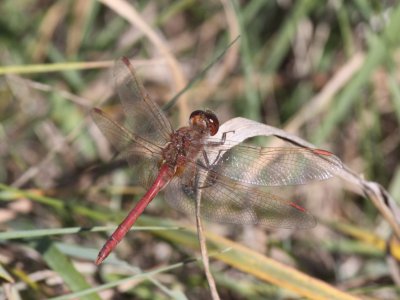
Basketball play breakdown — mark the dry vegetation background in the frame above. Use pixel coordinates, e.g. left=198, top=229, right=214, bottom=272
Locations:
left=1, top=0, right=400, bottom=299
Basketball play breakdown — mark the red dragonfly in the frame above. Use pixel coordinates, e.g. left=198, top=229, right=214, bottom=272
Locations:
left=92, top=57, right=342, bottom=265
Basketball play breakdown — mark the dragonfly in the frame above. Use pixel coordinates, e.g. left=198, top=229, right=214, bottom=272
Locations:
left=92, top=57, right=342, bottom=265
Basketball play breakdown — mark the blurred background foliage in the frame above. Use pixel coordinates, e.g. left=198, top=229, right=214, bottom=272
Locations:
left=1, top=0, right=400, bottom=299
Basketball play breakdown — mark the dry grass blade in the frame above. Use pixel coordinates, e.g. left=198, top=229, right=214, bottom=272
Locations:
left=285, top=52, right=365, bottom=133
left=67, top=0, right=93, bottom=56
left=31, top=1, right=69, bottom=62
left=7, top=75, right=90, bottom=107
left=214, top=0, right=240, bottom=84
left=208, top=232, right=361, bottom=300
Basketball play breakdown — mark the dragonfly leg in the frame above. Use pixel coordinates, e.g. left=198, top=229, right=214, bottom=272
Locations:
left=220, top=130, right=235, bottom=143
left=194, top=150, right=219, bottom=189
left=207, top=130, right=235, bottom=147
left=201, top=150, right=211, bottom=168
left=196, top=129, right=236, bottom=189
left=201, top=149, right=222, bottom=169
left=205, top=130, right=236, bottom=165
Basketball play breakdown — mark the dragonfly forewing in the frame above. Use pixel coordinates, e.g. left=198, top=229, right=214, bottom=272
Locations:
left=114, top=57, right=173, bottom=147
left=196, top=138, right=343, bottom=187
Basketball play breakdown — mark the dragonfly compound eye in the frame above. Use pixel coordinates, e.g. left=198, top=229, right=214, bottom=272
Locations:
left=189, top=110, right=204, bottom=120
left=205, top=110, right=219, bottom=136
left=189, top=110, right=207, bottom=129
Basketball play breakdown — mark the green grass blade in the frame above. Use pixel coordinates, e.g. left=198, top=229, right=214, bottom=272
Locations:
left=34, top=238, right=101, bottom=300
left=231, top=0, right=260, bottom=121
left=0, top=61, right=112, bottom=75
left=47, top=260, right=190, bottom=300
left=0, top=225, right=181, bottom=240
left=264, top=0, right=318, bottom=73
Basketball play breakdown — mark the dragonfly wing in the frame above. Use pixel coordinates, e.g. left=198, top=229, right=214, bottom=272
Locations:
left=125, top=154, right=161, bottom=189
left=164, top=165, right=316, bottom=229
left=91, top=108, right=162, bottom=187
left=114, top=57, right=173, bottom=147
left=201, top=141, right=342, bottom=186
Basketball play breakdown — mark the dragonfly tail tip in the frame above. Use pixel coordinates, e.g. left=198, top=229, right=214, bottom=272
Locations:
left=121, top=56, right=130, bottom=65
left=95, top=253, right=106, bottom=265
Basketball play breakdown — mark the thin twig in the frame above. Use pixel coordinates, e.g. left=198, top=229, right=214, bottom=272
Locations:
left=195, top=185, right=220, bottom=300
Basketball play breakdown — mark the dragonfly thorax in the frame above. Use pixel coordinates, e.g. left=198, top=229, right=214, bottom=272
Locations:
left=162, top=127, right=208, bottom=173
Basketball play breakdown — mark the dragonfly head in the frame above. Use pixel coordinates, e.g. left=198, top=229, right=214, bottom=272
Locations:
left=189, top=110, right=219, bottom=136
